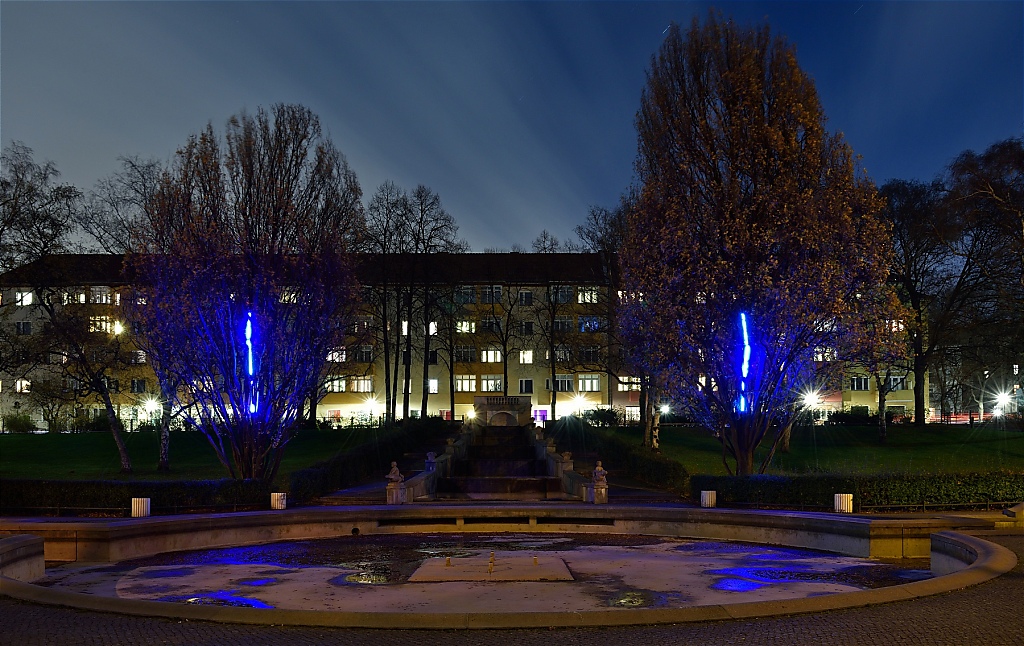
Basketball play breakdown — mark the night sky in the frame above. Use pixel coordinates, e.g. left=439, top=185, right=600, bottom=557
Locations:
left=2, top=1, right=1021, bottom=251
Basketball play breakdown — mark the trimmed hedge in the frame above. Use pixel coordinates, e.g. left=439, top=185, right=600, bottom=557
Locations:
left=0, top=478, right=270, bottom=515
left=690, top=472, right=1024, bottom=511
left=288, top=417, right=453, bottom=504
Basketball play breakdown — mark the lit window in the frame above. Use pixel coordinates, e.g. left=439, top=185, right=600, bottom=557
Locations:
left=15, top=379, right=31, bottom=393
left=578, top=374, right=600, bottom=392
left=618, top=376, right=641, bottom=392
left=814, top=347, right=836, bottom=362
left=518, top=290, right=533, bottom=306
left=481, top=375, right=503, bottom=392
left=887, top=320, right=906, bottom=333
left=850, top=376, right=870, bottom=391
left=457, top=320, right=476, bottom=334
left=579, top=316, right=605, bottom=332
left=131, top=350, right=147, bottom=365
left=327, top=348, right=347, bottom=363
left=401, top=320, right=409, bottom=336
left=428, top=379, right=439, bottom=394
left=519, top=350, right=533, bottom=364
left=350, top=377, right=373, bottom=393
left=454, top=374, right=477, bottom=392
left=89, top=316, right=112, bottom=333
left=279, top=288, right=299, bottom=303
left=428, top=321, right=437, bottom=336
left=481, top=348, right=502, bottom=363
left=90, top=286, right=112, bottom=304
left=15, top=291, right=33, bottom=306
left=63, top=291, right=86, bottom=305
left=578, top=287, right=599, bottom=304
left=325, top=377, right=346, bottom=393
left=554, top=345, right=570, bottom=362
left=519, top=379, right=533, bottom=394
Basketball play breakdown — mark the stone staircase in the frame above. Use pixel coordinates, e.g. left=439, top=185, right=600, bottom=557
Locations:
left=434, top=425, right=565, bottom=500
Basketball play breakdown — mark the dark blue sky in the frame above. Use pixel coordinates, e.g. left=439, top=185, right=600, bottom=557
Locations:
left=2, top=1, right=1021, bottom=251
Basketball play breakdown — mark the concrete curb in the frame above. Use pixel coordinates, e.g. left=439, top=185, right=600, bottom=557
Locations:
left=0, top=530, right=1015, bottom=629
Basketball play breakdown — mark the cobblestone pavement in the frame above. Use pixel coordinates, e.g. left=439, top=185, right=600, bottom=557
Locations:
left=2, top=533, right=1022, bottom=646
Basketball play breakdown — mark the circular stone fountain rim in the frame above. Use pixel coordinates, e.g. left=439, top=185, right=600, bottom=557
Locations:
left=0, top=506, right=1016, bottom=629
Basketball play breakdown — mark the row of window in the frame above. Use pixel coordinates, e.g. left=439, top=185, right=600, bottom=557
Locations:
left=0, top=377, right=150, bottom=395
left=454, top=285, right=601, bottom=305
left=850, top=376, right=909, bottom=391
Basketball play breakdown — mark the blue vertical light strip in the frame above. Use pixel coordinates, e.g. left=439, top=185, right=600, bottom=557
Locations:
left=738, top=312, right=751, bottom=413
left=245, top=311, right=258, bottom=415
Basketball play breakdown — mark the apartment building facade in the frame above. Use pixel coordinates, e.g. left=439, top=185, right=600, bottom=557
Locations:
left=0, top=253, right=925, bottom=430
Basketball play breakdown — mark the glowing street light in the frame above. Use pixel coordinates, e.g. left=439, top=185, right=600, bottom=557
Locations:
left=112, top=320, right=125, bottom=335
left=801, top=390, right=821, bottom=409
left=660, top=404, right=671, bottom=415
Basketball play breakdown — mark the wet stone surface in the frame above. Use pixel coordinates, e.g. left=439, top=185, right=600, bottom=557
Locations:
left=40, top=533, right=932, bottom=612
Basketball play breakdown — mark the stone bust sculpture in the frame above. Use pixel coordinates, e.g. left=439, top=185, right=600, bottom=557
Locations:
left=386, top=461, right=404, bottom=483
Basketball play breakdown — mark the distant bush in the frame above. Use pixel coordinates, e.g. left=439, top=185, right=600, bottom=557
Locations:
left=2, top=414, right=37, bottom=434
left=0, top=478, right=270, bottom=515
left=288, top=417, right=455, bottom=504
left=690, top=472, right=1024, bottom=511
left=553, top=422, right=689, bottom=494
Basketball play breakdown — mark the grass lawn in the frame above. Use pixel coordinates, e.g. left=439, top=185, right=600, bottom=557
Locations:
left=0, top=426, right=379, bottom=490
left=605, top=422, right=1024, bottom=476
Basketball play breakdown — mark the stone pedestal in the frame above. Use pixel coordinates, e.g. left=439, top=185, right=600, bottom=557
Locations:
left=834, top=493, right=853, bottom=513
left=592, top=483, right=608, bottom=504
left=131, top=498, right=150, bottom=518
left=387, top=482, right=407, bottom=505
left=270, top=492, right=287, bottom=510
left=700, top=490, right=717, bottom=508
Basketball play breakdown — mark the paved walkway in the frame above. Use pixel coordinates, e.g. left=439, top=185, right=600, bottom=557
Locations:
left=2, top=532, right=1021, bottom=645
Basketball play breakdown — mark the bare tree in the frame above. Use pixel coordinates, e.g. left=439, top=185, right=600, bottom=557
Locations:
left=127, top=104, right=363, bottom=481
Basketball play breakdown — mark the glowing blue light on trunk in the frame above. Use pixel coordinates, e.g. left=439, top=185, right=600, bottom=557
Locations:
left=738, top=313, right=751, bottom=413
left=245, top=311, right=258, bottom=415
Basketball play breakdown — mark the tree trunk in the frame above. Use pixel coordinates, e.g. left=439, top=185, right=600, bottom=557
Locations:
left=380, top=292, right=394, bottom=426
left=157, top=400, right=172, bottom=471
left=549, top=360, right=558, bottom=422
left=420, top=292, right=431, bottom=418
left=403, top=295, right=413, bottom=420
left=780, top=419, right=792, bottom=453
left=913, top=351, right=928, bottom=426
left=99, top=391, right=132, bottom=473
left=651, top=408, right=661, bottom=451
left=639, top=380, right=651, bottom=446
left=878, top=387, right=888, bottom=444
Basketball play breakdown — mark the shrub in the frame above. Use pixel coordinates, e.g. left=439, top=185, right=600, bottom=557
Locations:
left=288, top=418, right=455, bottom=503
left=551, top=421, right=689, bottom=494
left=689, top=472, right=1024, bottom=511
left=2, top=413, right=37, bottom=434
left=0, top=478, right=270, bottom=515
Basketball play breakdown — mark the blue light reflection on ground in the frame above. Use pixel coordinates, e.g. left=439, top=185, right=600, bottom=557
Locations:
left=159, top=590, right=274, bottom=609
left=235, top=578, right=277, bottom=587
left=712, top=578, right=767, bottom=592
